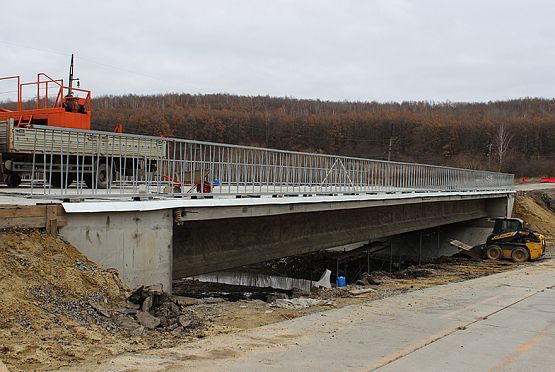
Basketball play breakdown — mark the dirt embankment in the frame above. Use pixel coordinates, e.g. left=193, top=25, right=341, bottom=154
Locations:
left=0, top=231, right=203, bottom=371
left=0, top=231, right=128, bottom=370
left=513, top=190, right=555, bottom=244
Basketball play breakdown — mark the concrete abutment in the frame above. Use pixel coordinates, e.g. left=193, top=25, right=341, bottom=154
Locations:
left=59, top=209, right=173, bottom=291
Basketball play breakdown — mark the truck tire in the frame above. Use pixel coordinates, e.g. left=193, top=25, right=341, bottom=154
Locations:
left=5, top=174, right=22, bottom=187
left=511, top=247, right=530, bottom=263
left=84, top=162, right=114, bottom=189
left=485, top=245, right=502, bottom=260
left=49, top=173, right=76, bottom=188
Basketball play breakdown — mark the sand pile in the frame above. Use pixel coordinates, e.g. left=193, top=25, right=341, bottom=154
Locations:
left=513, top=191, right=555, bottom=244
left=0, top=231, right=201, bottom=371
left=0, top=230, right=129, bottom=370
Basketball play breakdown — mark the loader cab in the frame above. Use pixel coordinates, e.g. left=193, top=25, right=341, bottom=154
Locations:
left=492, top=218, right=524, bottom=235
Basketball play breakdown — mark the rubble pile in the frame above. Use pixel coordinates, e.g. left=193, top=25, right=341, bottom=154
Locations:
left=116, top=284, right=202, bottom=336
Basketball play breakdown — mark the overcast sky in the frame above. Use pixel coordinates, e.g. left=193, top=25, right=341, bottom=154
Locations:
left=2, top=0, right=555, bottom=102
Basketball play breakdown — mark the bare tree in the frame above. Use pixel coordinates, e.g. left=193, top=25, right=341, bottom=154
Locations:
left=493, top=124, right=513, bottom=171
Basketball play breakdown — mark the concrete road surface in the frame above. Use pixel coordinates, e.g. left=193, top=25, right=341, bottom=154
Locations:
left=84, top=258, right=555, bottom=372
left=515, top=182, right=555, bottom=191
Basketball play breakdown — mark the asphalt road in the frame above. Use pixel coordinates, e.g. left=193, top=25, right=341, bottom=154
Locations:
left=82, top=258, right=555, bottom=372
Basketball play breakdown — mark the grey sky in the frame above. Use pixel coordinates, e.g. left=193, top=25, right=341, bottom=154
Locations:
left=2, top=0, right=555, bottom=102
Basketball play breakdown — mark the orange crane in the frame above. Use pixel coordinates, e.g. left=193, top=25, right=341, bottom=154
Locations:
left=0, top=54, right=91, bottom=129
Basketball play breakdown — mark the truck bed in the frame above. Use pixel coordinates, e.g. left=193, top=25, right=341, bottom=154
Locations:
left=0, top=119, right=167, bottom=158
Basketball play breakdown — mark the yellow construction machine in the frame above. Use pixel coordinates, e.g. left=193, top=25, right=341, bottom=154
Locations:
left=483, top=217, right=545, bottom=262
left=451, top=217, right=545, bottom=262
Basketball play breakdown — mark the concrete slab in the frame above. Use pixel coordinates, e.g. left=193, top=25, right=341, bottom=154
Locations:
left=380, top=288, right=555, bottom=372
left=59, top=190, right=514, bottom=221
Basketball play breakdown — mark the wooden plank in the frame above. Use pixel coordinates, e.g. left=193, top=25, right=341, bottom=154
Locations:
left=0, top=205, right=47, bottom=218
left=53, top=205, right=66, bottom=227
left=450, top=239, right=474, bottom=251
left=56, top=215, right=67, bottom=227
left=46, top=205, right=58, bottom=235
left=0, top=216, right=46, bottom=229
left=0, top=204, right=65, bottom=230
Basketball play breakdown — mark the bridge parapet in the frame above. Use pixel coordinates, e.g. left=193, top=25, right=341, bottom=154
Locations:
left=5, top=124, right=514, bottom=199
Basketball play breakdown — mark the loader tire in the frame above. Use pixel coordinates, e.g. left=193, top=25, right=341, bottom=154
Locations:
left=485, top=245, right=502, bottom=260
left=511, top=247, right=529, bottom=263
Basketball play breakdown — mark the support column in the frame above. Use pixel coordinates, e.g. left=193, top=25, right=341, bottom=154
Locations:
left=59, top=209, right=173, bottom=292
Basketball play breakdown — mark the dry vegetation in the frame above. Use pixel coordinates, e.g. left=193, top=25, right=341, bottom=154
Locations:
left=89, top=95, right=555, bottom=176
left=514, top=190, right=555, bottom=245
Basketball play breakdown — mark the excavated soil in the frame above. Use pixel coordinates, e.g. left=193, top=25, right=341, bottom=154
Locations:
left=528, top=190, right=555, bottom=214
left=0, top=231, right=204, bottom=371
left=513, top=190, right=555, bottom=245
left=0, top=231, right=128, bottom=370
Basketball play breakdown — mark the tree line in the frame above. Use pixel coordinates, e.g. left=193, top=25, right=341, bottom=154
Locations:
left=90, top=94, right=555, bottom=176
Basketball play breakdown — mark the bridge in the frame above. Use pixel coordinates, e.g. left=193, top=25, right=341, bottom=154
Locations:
left=0, top=126, right=515, bottom=291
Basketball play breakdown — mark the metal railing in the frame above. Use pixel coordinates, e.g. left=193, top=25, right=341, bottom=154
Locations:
left=8, top=124, right=514, bottom=199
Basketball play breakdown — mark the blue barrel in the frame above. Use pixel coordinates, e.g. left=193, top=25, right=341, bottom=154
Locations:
left=336, top=276, right=346, bottom=287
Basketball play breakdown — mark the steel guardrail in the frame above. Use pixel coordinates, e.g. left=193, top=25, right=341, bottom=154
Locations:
left=10, top=124, right=514, bottom=199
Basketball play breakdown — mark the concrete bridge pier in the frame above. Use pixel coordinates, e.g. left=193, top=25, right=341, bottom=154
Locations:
left=59, top=209, right=173, bottom=292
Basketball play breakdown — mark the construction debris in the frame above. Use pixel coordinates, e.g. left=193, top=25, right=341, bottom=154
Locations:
left=313, top=269, right=332, bottom=289
left=270, top=298, right=334, bottom=310
left=172, top=295, right=199, bottom=306
left=348, top=287, right=377, bottom=296
left=355, top=272, right=381, bottom=286
left=124, top=285, right=201, bottom=335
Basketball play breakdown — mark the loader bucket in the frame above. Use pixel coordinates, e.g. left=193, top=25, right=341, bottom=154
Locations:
left=450, top=240, right=483, bottom=259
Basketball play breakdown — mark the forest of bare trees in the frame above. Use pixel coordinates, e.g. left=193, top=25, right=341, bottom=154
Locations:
left=90, top=94, right=555, bottom=177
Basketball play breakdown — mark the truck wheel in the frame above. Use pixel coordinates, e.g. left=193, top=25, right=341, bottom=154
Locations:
left=5, top=174, right=22, bottom=187
left=84, top=162, right=114, bottom=189
left=49, top=173, right=76, bottom=188
left=511, top=247, right=530, bottom=263
left=485, top=245, right=502, bottom=260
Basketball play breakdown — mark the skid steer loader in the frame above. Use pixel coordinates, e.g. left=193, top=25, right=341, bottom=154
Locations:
left=484, top=218, right=545, bottom=262
left=451, top=218, right=545, bottom=262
